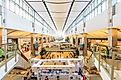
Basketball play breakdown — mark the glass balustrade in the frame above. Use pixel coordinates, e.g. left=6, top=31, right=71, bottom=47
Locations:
left=0, top=43, right=17, bottom=67
left=93, top=44, right=121, bottom=80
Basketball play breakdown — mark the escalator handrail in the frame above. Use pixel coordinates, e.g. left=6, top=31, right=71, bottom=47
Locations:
left=17, top=48, right=29, bottom=62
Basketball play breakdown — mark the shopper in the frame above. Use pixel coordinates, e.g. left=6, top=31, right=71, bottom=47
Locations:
left=34, top=42, right=39, bottom=56
left=45, top=76, right=49, bottom=80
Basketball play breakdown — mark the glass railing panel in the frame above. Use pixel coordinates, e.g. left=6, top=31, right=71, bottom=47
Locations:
left=0, top=43, right=17, bottom=67
left=93, top=44, right=121, bottom=80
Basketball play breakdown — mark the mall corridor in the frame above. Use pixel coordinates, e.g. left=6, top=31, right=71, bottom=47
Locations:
left=0, top=0, right=121, bottom=80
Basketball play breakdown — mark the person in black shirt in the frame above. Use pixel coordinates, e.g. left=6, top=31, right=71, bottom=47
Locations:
left=45, top=76, right=49, bottom=80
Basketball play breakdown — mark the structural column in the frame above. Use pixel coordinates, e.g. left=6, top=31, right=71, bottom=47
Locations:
left=31, top=33, right=34, bottom=55
left=72, top=35, right=75, bottom=45
left=71, top=35, right=73, bottom=45
left=108, top=28, right=118, bottom=80
left=46, top=35, right=48, bottom=43
left=2, top=28, right=7, bottom=72
left=83, top=33, right=87, bottom=56
left=48, top=36, right=50, bottom=43
left=2, top=28, right=7, bottom=45
left=107, top=0, right=117, bottom=79
left=41, top=35, right=43, bottom=50
left=0, top=35, right=2, bottom=48
left=2, top=0, right=8, bottom=72
left=108, top=28, right=118, bottom=48
left=75, top=35, right=78, bottom=47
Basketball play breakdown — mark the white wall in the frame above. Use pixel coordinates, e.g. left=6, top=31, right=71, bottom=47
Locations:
left=0, top=9, right=51, bottom=34
left=5, top=10, right=33, bottom=32
left=85, top=10, right=109, bottom=32
left=113, top=1, right=121, bottom=26
left=35, top=24, right=42, bottom=33
left=77, top=22, right=83, bottom=33
left=70, top=1, right=121, bottom=34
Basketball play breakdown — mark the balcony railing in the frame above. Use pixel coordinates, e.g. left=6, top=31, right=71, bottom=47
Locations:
left=92, top=44, right=121, bottom=80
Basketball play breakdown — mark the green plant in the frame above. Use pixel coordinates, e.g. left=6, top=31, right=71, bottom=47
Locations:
left=0, top=48, right=4, bottom=57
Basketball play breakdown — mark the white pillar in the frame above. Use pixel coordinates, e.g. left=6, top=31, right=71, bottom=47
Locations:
left=107, top=0, right=117, bottom=80
left=2, top=28, right=7, bottom=72
left=108, top=28, right=118, bottom=48
left=41, top=35, right=43, bottom=50
left=46, top=35, right=48, bottom=43
left=31, top=34, right=34, bottom=55
left=2, top=0, right=8, bottom=72
left=108, top=28, right=118, bottom=80
left=0, top=33, right=2, bottom=47
left=75, top=35, right=78, bottom=47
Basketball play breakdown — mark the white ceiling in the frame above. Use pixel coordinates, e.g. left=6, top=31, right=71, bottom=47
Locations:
left=26, top=0, right=91, bottom=33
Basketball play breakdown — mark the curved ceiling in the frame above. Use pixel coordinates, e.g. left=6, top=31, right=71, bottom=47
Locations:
left=26, top=0, right=92, bottom=33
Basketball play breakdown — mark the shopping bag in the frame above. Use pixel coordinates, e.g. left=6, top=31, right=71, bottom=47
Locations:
left=82, top=75, right=86, bottom=80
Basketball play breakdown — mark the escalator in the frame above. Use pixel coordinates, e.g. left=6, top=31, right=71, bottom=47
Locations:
left=0, top=53, right=19, bottom=80
left=0, top=48, right=31, bottom=80
left=17, top=48, right=29, bottom=62
left=14, top=48, right=31, bottom=69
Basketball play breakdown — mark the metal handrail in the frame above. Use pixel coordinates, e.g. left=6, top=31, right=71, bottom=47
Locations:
left=17, top=48, right=29, bottom=62
left=92, top=44, right=121, bottom=80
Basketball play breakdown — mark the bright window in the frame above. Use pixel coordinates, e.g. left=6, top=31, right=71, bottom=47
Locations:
left=98, top=5, right=102, bottom=14
left=20, top=8, right=23, bottom=17
left=6, top=0, right=10, bottom=9
left=102, top=1, right=106, bottom=11
left=20, top=0, right=23, bottom=7
left=10, top=0, right=14, bottom=12
left=15, top=0, right=19, bottom=5
left=15, top=4, right=19, bottom=15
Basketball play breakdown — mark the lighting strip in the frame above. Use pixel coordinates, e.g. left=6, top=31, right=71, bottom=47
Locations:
left=25, top=0, right=55, bottom=32
left=62, top=0, right=75, bottom=31
left=65, top=0, right=93, bottom=33
left=42, top=0, right=58, bottom=30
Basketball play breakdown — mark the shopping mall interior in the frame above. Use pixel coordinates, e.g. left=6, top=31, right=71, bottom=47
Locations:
left=0, top=0, right=121, bottom=80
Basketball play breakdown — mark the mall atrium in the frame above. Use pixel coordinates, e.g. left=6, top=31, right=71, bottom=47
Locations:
left=0, top=0, right=121, bottom=80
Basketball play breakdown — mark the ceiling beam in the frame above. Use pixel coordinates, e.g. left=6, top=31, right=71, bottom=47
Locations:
left=25, top=0, right=55, bottom=32
left=28, top=1, right=43, bottom=2
left=42, top=0, right=57, bottom=30
left=28, top=0, right=90, bottom=3
left=62, top=0, right=75, bottom=31
left=75, top=1, right=90, bottom=2
left=7, top=30, right=17, bottom=35
left=37, top=11, right=67, bottom=13
left=65, top=0, right=93, bottom=32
